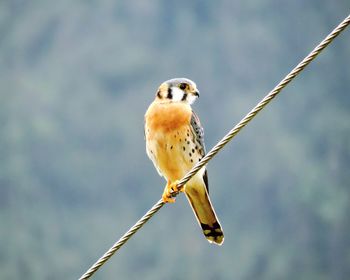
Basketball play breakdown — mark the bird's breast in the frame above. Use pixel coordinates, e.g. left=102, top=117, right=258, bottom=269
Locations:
left=145, top=101, right=192, bottom=133
left=145, top=101, right=193, bottom=181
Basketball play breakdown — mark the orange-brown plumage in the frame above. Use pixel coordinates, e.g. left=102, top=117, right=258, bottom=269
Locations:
left=145, top=102, right=193, bottom=181
left=145, top=101, right=192, bottom=133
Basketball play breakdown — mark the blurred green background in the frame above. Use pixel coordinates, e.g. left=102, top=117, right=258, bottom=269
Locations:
left=1, top=1, right=350, bottom=279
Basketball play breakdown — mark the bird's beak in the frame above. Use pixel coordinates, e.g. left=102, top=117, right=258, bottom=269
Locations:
left=194, top=90, right=200, bottom=97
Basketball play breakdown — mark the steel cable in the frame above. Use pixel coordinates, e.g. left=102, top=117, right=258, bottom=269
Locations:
left=79, top=14, right=350, bottom=280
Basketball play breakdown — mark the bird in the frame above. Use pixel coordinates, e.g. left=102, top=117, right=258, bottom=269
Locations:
left=144, top=78, right=224, bottom=245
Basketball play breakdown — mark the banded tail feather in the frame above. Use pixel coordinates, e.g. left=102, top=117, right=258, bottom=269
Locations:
left=201, top=222, right=224, bottom=245
left=185, top=176, right=224, bottom=245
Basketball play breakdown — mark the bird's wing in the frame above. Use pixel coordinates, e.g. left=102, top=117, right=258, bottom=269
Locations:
left=190, top=110, right=206, bottom=155
left=186, top=111, right=224, bottom=245
left=190, top=110, right=209, bottom=192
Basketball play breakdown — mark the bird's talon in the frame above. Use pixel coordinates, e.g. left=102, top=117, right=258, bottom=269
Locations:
left=162, top=187, right=175, bottom=203
left=162, top=193, right=175, bottom=203
left=162, top=180, right=182, bottom=203
left=169, top=180, right=182, bottom=193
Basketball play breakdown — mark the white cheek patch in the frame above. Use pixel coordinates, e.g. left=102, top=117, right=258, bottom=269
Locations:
left=187, top=94, right=197, bottom=105
left=171, top=87, right=185, bottom=102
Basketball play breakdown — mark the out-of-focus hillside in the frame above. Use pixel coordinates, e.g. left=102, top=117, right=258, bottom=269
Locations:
left=1, top=1, right=350, bottom=279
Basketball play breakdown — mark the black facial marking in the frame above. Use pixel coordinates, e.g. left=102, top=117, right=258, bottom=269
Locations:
left=167, top=87, right=173, bottom=99
left=181, top=93, right=187, bottom=101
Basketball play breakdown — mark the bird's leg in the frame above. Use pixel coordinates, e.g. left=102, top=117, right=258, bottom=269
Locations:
left=162, top=180, right=182, bottom=203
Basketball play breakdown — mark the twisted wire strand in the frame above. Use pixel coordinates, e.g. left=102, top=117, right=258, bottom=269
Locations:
left=79, top=14, right=350, bottom=280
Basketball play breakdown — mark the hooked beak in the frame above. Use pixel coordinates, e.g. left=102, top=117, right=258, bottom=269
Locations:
left=194, top=90, right=200, bottom=97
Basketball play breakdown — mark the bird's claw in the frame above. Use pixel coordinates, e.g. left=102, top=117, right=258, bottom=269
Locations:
left=162, top=180, right=181, bottom=203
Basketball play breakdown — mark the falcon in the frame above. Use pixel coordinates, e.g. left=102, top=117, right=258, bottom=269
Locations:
left=144, top=78, right=224, bottom=245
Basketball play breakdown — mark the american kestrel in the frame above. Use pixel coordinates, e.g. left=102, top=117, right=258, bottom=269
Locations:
left=144, top=78, right=224, bottom=245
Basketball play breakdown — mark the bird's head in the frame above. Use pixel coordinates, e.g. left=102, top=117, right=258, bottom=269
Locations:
left=155, top=78, right=200, bottom=105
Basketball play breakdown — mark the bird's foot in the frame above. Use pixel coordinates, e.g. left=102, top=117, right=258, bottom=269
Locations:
left=162, top=180, right=182, bottom=203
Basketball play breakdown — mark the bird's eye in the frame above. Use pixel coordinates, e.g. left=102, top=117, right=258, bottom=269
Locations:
left=179, top=83, right=187, bottom=90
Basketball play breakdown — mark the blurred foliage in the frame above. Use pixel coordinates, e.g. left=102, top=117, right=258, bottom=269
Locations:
left=1, top=0, right=350, bottom=279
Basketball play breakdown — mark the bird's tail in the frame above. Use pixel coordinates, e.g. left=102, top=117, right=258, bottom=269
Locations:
left=185, top=183, right=224, bottom=245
